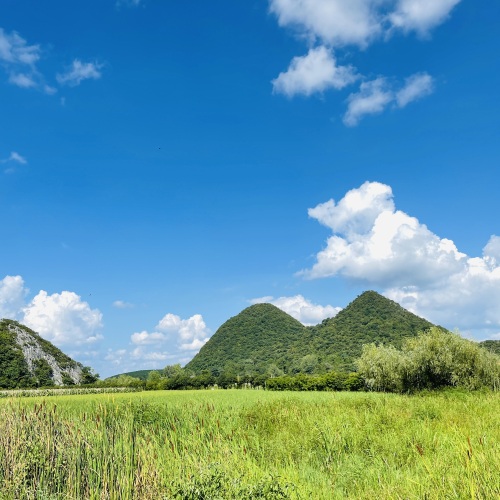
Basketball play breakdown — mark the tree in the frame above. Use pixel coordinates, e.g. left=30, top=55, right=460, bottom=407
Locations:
left=356, top=328, right=500, bottom=392
left=80, top=366, right=99, bottom=385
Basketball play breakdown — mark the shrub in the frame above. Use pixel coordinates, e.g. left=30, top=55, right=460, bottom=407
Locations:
left=356, top=327, right=500, bottom=392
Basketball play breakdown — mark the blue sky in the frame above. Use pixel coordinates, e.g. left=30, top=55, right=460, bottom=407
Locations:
left=1, top=0, right=499, bottom=377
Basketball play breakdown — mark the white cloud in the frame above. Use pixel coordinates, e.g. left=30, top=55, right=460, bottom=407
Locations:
left=131, top=347, right=172, bottom=361
left=156, top=313, right=210, bottom=350
left=23, top=290, right=103, bottom=345
left=272, top=46, right=358, bottom=97
left=116, top=0, right=143, bottom=7
left=396, top=72, right=433, bottom=107
left=269, top=1, right=453, bottom=122
left=344, top=78, right=393, bottom=126
left=130, top=330, right=167, bottom=345
left=269, top=0, right=383, bottom=48
left=0, top=28, right=40, bottom=66
left=251, top=294, right=340, bottom=325
left=113, top=300, right=134, bottom=309
left=0, top=275, right=28, bottom=320
left=8, top=72, right=37, bottom=88
left=343, top=72, right=434, bottom=125
left=269, top=0, right=461, bottom=47
left=0, top=28, right=47, bottom=91
left=302, top=181, right=466, bottom=284
left=1, top=151, right=27, bottom=167
left=56, top=60, right=103, bottom=87
left=389, top=0, right=461, bottom=35
left=301, top=181, right=500, bottom=339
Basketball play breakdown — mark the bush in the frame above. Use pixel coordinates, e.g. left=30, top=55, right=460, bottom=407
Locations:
left=356, top=328, right=500, bottom=392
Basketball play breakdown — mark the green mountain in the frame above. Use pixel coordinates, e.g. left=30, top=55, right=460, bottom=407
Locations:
left=185, top=291, right=437, bottom=376
left=304, top=290, right=436, bottom=371
left=480, top=340, right=500, bottom=356
left=0, top=319, right=95, bottom=388
left=185, top=303, right=307, bottom=375
left=107, top=369, right=154, bottom=381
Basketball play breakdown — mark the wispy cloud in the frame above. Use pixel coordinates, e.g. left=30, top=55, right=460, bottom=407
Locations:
left=343, top=72, right=434, bottom=126
left=56, top=60, right=103, bottom=87
left=1, top=151, right=27, bottom=164
left=116, top=0, right=143, bottom=8
left=113, top=300, right=134, bottom=309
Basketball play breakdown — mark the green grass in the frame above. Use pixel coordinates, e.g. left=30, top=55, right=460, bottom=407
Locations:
left=0, top=390, right=499, bottom=499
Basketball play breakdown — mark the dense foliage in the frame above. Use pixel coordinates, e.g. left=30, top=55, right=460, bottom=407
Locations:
left=184, top=303, right=307, bottom=376
left=480, top=339, right=500, bottom=356
left=301, top=291, right=435, bottom=372
left=185, top=291, right=436, bottom=378
left=0, top=323, right=34, bottom=389
left=357, top=327, right=500, bottom=392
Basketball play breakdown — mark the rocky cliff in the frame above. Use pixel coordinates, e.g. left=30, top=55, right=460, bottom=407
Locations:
left=0, top=319, right=87, bottom=388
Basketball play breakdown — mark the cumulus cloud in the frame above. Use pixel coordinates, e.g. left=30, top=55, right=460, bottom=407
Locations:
left=272, top=46, right=358, bottom=97
left=343, top=73, right=434, bottom=125
left=131, top=330, right=167, bottom=345
left=23, top=290, right=103, bottom=345
left=156, top=313, right=210, bottom=351
left=269, top=0, right=461, bottom=47
left=56, top=60, right=103, bottom=87
left=250, top=294, right=341, bottom=325
left=269, top=1, right=452, bottom=122
left=269, top=0, right=383, bottom=48
left=0, top=275, right=28, bottom=320
left=301, top=181, right=500, bottom=338
left=105, top=311, right=210, bottom=372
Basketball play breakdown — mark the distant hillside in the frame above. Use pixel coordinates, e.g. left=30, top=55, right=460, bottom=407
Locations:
left=107, top=370, right=154, bottom=381
left=185, top=303, right=307, bottom=375
left=480, top=340, right=500, bottom=356
left=185, top=291, right=437, bottom=376
left=0, top=319, right=95, bottom=388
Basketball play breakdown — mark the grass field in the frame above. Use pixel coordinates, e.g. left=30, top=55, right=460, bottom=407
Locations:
left=0, top=389, right=499, bottom=499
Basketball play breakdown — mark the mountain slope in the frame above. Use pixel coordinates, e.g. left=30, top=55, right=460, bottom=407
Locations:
left=185, top=303, right=307, bottom=375
left=480, top=340, right=500, bottom=356
left=303, top=291, right=436, bottom=371
left=0, top=319, right=89, bottom=388
left=186, top=291, right=437, bottom=376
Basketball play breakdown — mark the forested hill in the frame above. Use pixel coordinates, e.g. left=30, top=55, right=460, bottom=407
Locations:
left=184, top=291, right=438, bottom=376
left=303, top=291, right=436, bottom=371
left=0, top=319, right=96, bottom=388
left=184, top=303, right=307, bottom=375
left=480, top=340, right=500, bottom=356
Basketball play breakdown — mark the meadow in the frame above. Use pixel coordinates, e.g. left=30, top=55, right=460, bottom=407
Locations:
left=0, top=389, right=498, bottom=499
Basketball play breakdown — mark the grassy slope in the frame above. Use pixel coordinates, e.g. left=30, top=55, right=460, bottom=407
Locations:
left=0, top=390, right=498, bottom=499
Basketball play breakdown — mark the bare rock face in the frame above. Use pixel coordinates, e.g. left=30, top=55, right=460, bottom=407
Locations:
left=8, top=323, right=83, bottom=386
